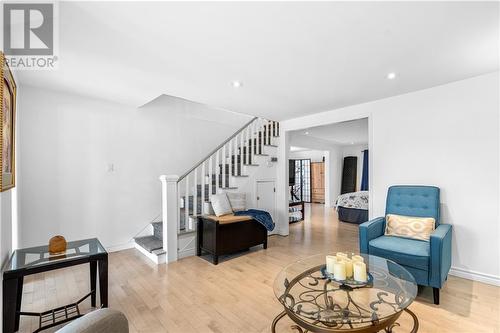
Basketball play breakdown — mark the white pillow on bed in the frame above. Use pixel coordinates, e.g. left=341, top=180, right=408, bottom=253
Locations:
left=210, top=193, right=233, bottom=216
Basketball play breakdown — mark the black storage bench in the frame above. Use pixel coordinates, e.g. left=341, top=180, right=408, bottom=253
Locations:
left=196, top=214, right=268, bottom=265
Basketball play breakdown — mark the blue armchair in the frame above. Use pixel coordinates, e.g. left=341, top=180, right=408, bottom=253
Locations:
left=359, top=185, right=452, bottom=305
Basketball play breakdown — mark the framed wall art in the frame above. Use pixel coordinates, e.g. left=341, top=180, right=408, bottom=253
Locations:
left=0, top=52, right=16, bottom=191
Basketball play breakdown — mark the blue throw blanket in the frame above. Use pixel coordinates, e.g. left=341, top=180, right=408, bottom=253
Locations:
left=234, top=209, right=275, bottom=231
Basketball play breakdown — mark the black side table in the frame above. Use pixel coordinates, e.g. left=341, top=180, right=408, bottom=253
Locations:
left=2, top=238, right=108, bottom=333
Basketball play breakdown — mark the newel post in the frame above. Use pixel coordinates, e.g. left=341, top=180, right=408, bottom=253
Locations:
left=160, top=175, right=179, bottom=263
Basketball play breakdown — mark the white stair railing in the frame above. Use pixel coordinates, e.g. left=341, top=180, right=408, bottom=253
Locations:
left=159, top=117, right=279, bottom=262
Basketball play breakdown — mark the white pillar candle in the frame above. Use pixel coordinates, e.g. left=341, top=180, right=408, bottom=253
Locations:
left=343, top=258, right=353, bottom=278
left=353, top=261, right=368, bottom=282
left=333, top=261, right=347, bottom=280
left=326, top=256, right=337, bottom=274
left=336, top=252, right=348, bottom=260
left=352, top=255, right=364, bottom=263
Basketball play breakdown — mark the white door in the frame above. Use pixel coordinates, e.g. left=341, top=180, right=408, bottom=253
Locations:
left=256, top=180, right=276, bottom=220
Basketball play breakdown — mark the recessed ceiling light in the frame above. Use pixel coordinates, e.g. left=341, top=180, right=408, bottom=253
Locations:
left=387, top=72, right=396, bottom=80
left=304, top=131, right=309, bottom=135
left=232, top=80, right=242, bottom=88
left=350, top=142, right=354, bottom=145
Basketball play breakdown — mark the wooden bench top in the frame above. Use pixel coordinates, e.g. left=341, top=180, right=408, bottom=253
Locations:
left=203, top=214, right=253, bottom=224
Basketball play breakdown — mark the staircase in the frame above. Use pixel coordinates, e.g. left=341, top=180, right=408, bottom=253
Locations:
left=134, top=117, right=280, bottom=263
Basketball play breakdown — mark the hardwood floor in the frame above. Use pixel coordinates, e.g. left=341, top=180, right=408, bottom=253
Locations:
left=18, top=204, right=500, bottom=333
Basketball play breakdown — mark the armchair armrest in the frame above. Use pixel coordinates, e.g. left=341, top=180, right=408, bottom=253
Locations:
left=359, top=217, right=386, bottom=254
left=429, top=224, right=452, bottom=288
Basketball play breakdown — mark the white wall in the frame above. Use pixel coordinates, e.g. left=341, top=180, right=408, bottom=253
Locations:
left=342, top=144, right=368, bottom=192
left=17, top=86, right=252, bottom=249
left=0, top=69, right=18, bottom=333
left=0, top=190, right=13, bottom=333
left=324, top=149, right=343, bottom=208
left=0, top=193, right=13, bottom=266
left=289, top=149, right=325, bottom=162
left=227, top=151, right=278, bottom=213
left=279, top=72, right=500, bottom=284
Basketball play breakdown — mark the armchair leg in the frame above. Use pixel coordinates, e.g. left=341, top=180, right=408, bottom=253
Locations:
left=433, top=287, right=440, bottom=305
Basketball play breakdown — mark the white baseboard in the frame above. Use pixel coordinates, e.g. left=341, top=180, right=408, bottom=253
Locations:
left=106, top=241, right=135, bottom=253
left=449, top=266, right=500, bottom=286
left=134, top=242, right=166, bottom=264
left=178, top=247, right=196, bottom=259
left=269, top=227, right=289, bottom=237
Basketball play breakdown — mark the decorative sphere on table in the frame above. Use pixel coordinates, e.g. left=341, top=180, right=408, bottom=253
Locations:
left=49, top=235, right=67, bottom=254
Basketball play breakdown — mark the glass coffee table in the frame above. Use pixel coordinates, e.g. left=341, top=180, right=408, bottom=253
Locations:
left=272, top=254, right=419, bottom=333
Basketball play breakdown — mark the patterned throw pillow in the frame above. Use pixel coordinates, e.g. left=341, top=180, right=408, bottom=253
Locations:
left=385, top=214, right=436, bottom=241
left=226, top=192, right=246, bottom=212
left=210, top=193, right=233, bottom=217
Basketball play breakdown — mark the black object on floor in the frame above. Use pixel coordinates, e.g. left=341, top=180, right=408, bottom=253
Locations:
left=197, top=216, right=267, bottom=265
left=337, top=206, right=368, bottom=224
left=341, top=156, right=357, bottom=194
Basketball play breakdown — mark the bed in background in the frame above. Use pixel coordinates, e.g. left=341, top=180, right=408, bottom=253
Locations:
left=335, top=191, right=369, bottom=224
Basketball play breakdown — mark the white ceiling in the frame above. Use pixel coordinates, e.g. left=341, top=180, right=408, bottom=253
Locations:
left=296, top=118, right=368, bottom=146
left=16, top=1, right=499, bottom=121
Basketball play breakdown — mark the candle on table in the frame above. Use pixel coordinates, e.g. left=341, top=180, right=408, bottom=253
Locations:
left=333, top=261, right=347, bottom=280
left=343, top=258, right=353, bottom=278
left=336, top=252, right=348, bottom=260
left=326, top=256, right=337, bottom=274
left=352, top=255, right=364, bottom=263
left=353, top=261, right=367, bottom=282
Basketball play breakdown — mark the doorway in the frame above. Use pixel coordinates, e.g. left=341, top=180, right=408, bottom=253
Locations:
left=287, top=118, right=370, bottom=225
left=311, top=161, right=325, bottom=203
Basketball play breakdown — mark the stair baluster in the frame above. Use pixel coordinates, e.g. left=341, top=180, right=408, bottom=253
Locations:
left=222, top=145, right=226, bottom=188
left=245, top=126, right=250, bottom=166
left=208, top=155, right=213, bottom=202
left=193, top=167, right=198, bottom=216
left=233, top=136, right=237, bottom=176
left=215, top=149, right=220, bottom=192
left=201, top=161, right=206, bottom=215
left=228, top=138, right=233, bottom=178
left=240, top=131, right=244, bottom=175
left=185, top=175, right=190, bottom=230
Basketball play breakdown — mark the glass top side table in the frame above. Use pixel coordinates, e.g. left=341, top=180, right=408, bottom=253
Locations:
left=2, top=238, right=108, bottom=333
left=4, top=238, right=107, bottom=274
left=272, top=254, right=419, bottom=333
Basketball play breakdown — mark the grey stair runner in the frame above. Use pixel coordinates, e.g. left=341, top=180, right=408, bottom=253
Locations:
left=152, top=221, right=162, bottom=240
left=134, top=235, right=163, bottom=253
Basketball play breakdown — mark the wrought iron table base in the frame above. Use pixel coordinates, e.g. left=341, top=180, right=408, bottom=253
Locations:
left=271, top=308, right=418, bottom=333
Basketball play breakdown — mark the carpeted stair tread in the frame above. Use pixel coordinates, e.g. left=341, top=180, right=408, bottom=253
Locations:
left=134, top=235, right=163, bottom=253
left=152, top=221, right=163, bottom=240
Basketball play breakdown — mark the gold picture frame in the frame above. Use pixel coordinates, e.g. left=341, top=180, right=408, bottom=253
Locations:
left=0, top=52, right=16, bottom=191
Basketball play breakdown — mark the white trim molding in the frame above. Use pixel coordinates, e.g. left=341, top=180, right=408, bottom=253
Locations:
left=449, top=267, right=500, bottom=286
left=106, top=241, right=135, bottom=253
left=160, top=174, right=180, bottom=263
left=134, top=243, right=166, bottom=264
